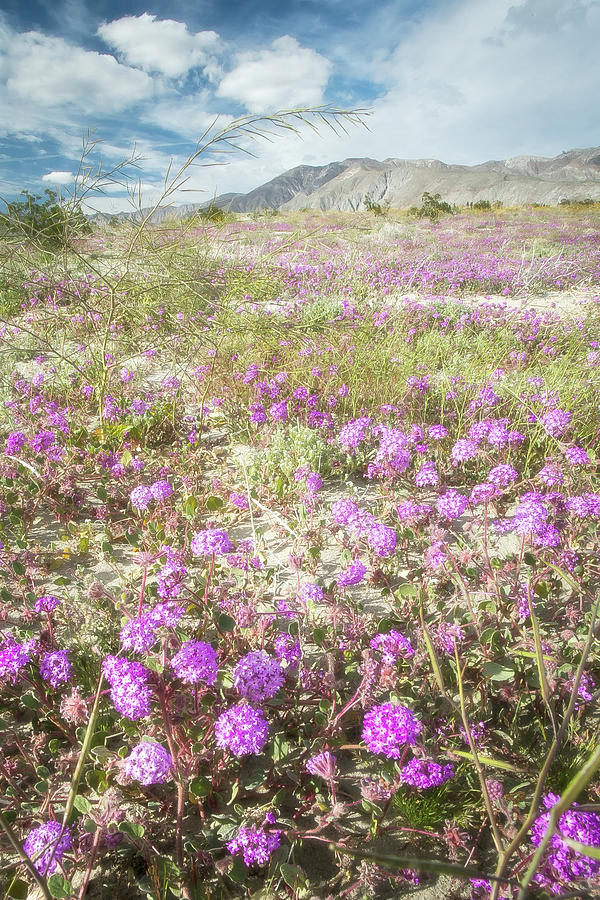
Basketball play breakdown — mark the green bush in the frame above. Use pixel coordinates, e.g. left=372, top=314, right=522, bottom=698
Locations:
left=364, top=193, right=390, bottom=217
left=0, top=188, right=90, bottom=249
left=413, top=191, right=454, bottom=220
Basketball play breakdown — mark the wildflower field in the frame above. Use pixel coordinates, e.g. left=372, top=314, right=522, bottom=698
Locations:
left=0, top=201, right=600, bottom=900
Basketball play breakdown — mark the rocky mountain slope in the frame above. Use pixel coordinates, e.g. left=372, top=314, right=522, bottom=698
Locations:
left=92, top=147, right=600, bottom=222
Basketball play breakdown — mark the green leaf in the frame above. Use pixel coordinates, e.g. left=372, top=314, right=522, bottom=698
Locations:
left=73, top=794, right=92, bottom=814
left=396, top=583, right=417, bottom=598
left=280, top=863, right=307, bottom=889
left=6, top=878, right=28, bottom=899
left=482, top=661, right=515, bottom=682
left=448, top=748, right=524, bottom=772
left=118, top=821, right=145, bottom=839
left=120, top=450, right=132, bottom=467
left=189, top=776, right=211, bottom=798
left=216, top=612, right=236, bottom=632
left=206, top=495, right=223, bottom=511
left=47, top=874, right=72, bottom=898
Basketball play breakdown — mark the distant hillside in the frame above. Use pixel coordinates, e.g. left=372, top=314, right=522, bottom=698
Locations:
left=91, top=147, right=600, bottom=223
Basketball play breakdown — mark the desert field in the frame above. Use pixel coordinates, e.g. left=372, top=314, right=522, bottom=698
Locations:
left=0, top=203, right=599, bottom=900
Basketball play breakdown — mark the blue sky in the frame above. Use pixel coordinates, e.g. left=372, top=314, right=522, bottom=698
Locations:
left=1, top=0, right=599, bottom=213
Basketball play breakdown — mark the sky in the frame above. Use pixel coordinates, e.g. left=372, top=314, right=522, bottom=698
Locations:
left=0, top=0, right=599, bottom=213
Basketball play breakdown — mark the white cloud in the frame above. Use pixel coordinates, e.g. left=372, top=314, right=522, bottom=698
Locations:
left=42, top=171, right=74, bottom=184
left=217, top=36, right=332, bottom=113
left=97, top=13, right=221, bottom=79
left=1, top=27, right=153, bottom=113
left=0, top=21, right=156, bottom=146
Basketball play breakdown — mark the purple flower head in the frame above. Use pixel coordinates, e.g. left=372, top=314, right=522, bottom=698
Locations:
left=306, top=750, right=337, bottom=779
left=433, top=622, right=464, bottom=655
left=130, top=485, right=153, bottom=511
left=451, top=438, right=478, bottom=463
left=0, top=641, right=32, bottom=683
left=233, top=651, right=284, bottom=702
left=488, top=464, right=518, bottom=487
left=5, top=431, right=27, bottom=455
left=124, top=742, right=173, bottom=785
left=399, top=758, right=454, bottom=789
left=120, top=615, right=157, bottom=653
left=227, top=824, right=282, bottom=867
left=537, top=463, right=564, bottom=486
left=229, top=491, right=249, bottom=509
left=156, top=561, right=187, bottom=599
left=305, top=471, right=323, bottom=493
left=331, top=497, right=359, bottom=526
left=40, top=650, right=71, bottom=688
left=565, top=446, right=589, bottom=466
left=24, top=821, right=72, bottom=876
left=469, top=482, right=498, bottom=505
left=215, top=703, right=269, bottom=756
left=274, top=633, right=301, bottom=669
left=336, top=559, right=367, bottom=587
left=367, top=523, right=397, bottom=557
left=542, top=408, right=572, bottom=437
left=436, top=489, right=468, bottom=520
left=249, top=402, right=267, bottom=424
left=150, top=480, right=173, bottom=501
left=148, top=602, right=184, bottom=628
left=370, top=630, right=414, bottom=664
left=415, top=460, right=439, bottom=486
left=338, top=416, right=372, bottom=452
left=170, top=641, right=218, bottom=685
left=531, top=793, right=600, bottom=885
left=428, top=424, right=448, bottom=440
left=269, top=400, right=288, bottom=422
left=424, top=541, right=447, bottom=571
left=362, top=702, right=422, bottom=758
left=102, top=656, right=151, bottom=721
left=191, top=528, right=233, bottom=557
left=35, top=595, right=60, bottom=613
left=299, top=582, right=324, bottom=605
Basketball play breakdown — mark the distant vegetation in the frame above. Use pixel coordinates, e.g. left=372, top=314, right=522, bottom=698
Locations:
left=0, top=188, right=90, bottom=250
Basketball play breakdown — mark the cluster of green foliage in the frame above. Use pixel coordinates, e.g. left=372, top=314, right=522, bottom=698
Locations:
left=409, top=191, right=454, bottom=220
left=363, top=193, right=390, bottom=216
left=0, top=189, right=90, bottom=250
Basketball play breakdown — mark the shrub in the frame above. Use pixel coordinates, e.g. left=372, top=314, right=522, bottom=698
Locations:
left=413, top=191, right=454, bottom=220
left=0, top=188, right=90, bottom=249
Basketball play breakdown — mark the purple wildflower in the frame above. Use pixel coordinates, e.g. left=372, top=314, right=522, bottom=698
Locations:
left=120, top=615, right=157, bottom=653
left=35, top=595, right=61, bottom=613
left=170, top=641, right=218, bottom=685
left=102, top=656, right=151, bottom=721
left=215, top=704, right=269, bottom=755
left=436, top=489, right=468, bottom=519
left=123, top=742, right=173, bottom=785
left=399, top=758, right=454, bottom=789
left=370, top=630, right=414, bottom=664
left=232, top=651, right=284, bottom=702
left=488, top=464, right=518, bottom=487
left=0, top=641, right=32, bottom=683
left=362, top=702, right=422, bottom=758
left=150, top=480, right=173, bottom=501
left=40, top=650, right=71, bottom=688
left=274, top=634, right=301, bottom=669
left=531, top=793, right=600, bottom=887
left=190, top=528, right=233, bottom=556
left=306, top=750, right=337, bottom=779
left=367, top=523, right=397, bottom=557
left=565, top=446, right=589, bottom=465
left=227, top=824, right=282, bottom=867
left=451, top=439, right=478, bottom=463
left=24, top=821, right=72, bottom=876
left=336, top=559, right=367, bottom=587
left=542, top=408, right=572, bottom=437
left=415, top=460, right=439, bottom=486
left=130, top=485, right=153, bottom=511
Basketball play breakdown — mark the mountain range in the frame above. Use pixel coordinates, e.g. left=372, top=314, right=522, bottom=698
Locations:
left=93, top=147, right=600, bottom=223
